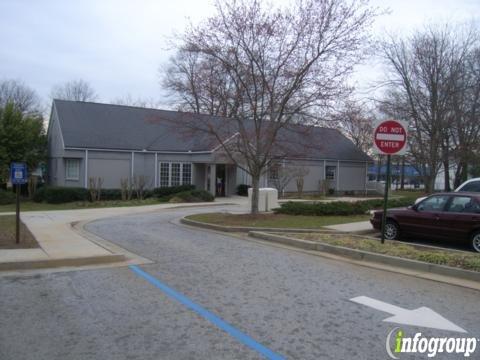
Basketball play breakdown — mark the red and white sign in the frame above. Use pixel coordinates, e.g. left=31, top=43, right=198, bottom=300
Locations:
left=373, top=119, right=408, bottom=155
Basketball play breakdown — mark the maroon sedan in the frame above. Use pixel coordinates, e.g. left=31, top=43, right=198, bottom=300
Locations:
left=370, top=192, right=480, bottom=252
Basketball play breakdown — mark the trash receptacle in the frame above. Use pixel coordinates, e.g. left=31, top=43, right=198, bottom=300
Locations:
left=248, top=188, right=279, bottom=212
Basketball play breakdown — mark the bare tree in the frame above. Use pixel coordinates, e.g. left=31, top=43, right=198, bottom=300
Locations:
left=0, top=79, right=41, bottom=114
left=132, top=175, right=149, bottom=200
left=51, top=79, right=98, bottom=102
left=111, top=94, right=161, bottom=109
left=162, top=49, right=236, bottom=116
left=450, top=46, right=480, bottom=187
left=161, top=0, right=376, bottom=213
left=120, top=178, right=133, bottom=201
left=269, top=163, right=309, bottom=197
left=329, top=100, right=374, bottom=153
left=378, top=24, right=478, bottom=192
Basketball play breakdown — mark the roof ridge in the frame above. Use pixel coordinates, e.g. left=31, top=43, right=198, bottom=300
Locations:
left=52, top=99, right=229, bottom=120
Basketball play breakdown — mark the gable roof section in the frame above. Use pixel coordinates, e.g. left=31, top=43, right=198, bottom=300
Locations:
left=53, top=99, right=224, bottom=152
left=52, top=99, right=371, bottom=161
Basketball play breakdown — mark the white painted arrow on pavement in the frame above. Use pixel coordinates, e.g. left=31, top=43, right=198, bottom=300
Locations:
left=350, top=296, right=467, bottom=333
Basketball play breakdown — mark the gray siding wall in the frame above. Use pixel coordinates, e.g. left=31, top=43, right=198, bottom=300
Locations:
left=59, top=150, right=85, bottom=188
left=50, top=150, right=218, bottom=189
left=338, top=161, right=367, bottom=192
left=47, top=108, right=66, bottom=186
left=132, top=153, right=155, bottom=189
left=193, top=163, right=206, bottom=190
left=88, top=151, right=131, bottom=188
left=267, top=159, right=368, bottom=194
left=280, top=160, right=326, bottom=193
left=226, top=166, right=237, bottom=195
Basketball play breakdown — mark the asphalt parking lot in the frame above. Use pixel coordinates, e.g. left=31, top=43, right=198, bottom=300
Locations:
left=1, top=206, right=479, bottom=359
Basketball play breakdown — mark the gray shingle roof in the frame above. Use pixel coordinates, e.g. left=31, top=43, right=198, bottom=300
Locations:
left=53, top=99, right=371, bottom=162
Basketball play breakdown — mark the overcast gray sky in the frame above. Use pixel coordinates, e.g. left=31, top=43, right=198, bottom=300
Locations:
left=0, top=0, right=478, bottom=108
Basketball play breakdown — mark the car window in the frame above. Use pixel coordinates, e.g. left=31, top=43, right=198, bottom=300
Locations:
left=458, top=180, right=480, bottom=192
left=445, top=196, right=480, bottom=213
left=417, top=195, right=450, bottom=212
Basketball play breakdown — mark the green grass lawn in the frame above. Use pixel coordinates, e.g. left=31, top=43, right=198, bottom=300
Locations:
left=0, top=215, right=39, bottom=249
left=186, top=212, right=371, bottom=228
left=0, top=198, right=168, bottom=213
left=290, top=233, right=480, bottom=272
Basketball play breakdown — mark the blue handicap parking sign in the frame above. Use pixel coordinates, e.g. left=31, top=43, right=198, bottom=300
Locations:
left=10, top=162, right=28, bottom=185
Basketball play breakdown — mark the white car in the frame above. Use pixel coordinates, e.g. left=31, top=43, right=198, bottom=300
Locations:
left=414, top=177, right=480, bottom=204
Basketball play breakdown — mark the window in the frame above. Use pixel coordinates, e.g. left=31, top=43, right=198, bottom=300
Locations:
left=65, top=159, right=80, bottom=180
left=159, top=162, right=192, bottom=187
left=160, top=163, right=170, bottom=187
left=458, top=180, right=480, bottom=192
left=171, top=163, right=180, bottom=186
left=268, top=165, right=279, bottom=180
left=182, top=163, right=192, bottom=185
left=326, top=166, right=336, bottom=180
left=446, top=196, right=480, bottom=213
left=417, top=195, right=450, bottom=212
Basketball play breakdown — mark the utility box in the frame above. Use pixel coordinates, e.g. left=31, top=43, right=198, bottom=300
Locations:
left=248, top=187, right=279, bottom=212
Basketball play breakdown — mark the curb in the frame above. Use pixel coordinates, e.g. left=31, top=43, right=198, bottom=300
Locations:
left=0, top=253, right=126, bottom=272
left=248, top=231, right=480, bottom=283
left=180, top=217, right=336, bottom=233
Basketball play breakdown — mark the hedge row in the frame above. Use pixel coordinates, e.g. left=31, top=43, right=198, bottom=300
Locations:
left=33, top=185, right=197, bottom=204
left=169, top=190, right=214, bottom=203
left=274, top=197, right=415, bottom=216
left=33, top=187, right=89, bottom=204
left=236, top=184, right=251, bottom=196
left=0, top=189, right=16, bottom=205
left=153, top=185, right=195, bottom=198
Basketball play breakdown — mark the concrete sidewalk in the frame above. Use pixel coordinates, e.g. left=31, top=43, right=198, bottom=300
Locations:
left=324, top=220, right=375, bottom=234
left=0, top=197, right=245, bottom=272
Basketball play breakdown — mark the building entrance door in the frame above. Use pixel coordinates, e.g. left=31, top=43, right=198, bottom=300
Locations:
left=216, top=164, right=226, bottom=197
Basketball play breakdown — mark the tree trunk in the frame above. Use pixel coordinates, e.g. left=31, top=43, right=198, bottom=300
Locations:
left=376, top=155, right=382, bottom=181
left=443, top=158, right=451, bottom=191
left=453, top=162, right=464, bottom=188
left=400, top=157, right=405, bottom=190
left=250, top=173, right=260, bottom=214
left=395, top=157, right=400, bottom=190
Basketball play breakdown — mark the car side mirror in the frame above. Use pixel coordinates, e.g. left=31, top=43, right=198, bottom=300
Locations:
left=408, top=205, right=417, bottom=211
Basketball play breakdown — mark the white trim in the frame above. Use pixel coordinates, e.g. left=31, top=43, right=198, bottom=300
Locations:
left=47, top=102, right=66, bottom=150
left=84, top=149, right=89, bottom=189
left=278, top=157, right=372, bottom=163
left=131, top=152, right=134, bottom=178
left=336, top=160, right=340, bottom=191
left=154, top=153, right=158, bottom=187
left=211, top=132, right=240, bottom=153
left=65, top=158, right=80, bottom=181
left=168, top=163, right=172, bottom=186
left=365, top=162, right=368, bottom=196
left=180, top=163, right=183, bottom=186
left=65, top=147, right=212, bottom=154
left=63, top=147, right=372, bottom=164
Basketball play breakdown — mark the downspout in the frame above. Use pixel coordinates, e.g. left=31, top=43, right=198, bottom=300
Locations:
left=336, top=160, right=340, bottom=194
left=154, top=153, right=158, bottom=187
left=84, top=149, right=89, bottom=189
left=323, top=159, right=326, bottom=195
left=365, top=162, right=368, bottom=196
left=131, top=152, right=135, bottom=179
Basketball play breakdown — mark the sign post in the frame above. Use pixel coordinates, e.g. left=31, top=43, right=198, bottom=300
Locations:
left=10, top=162, right=28, bottom=244
left=373, top=120, right=408, bottom=243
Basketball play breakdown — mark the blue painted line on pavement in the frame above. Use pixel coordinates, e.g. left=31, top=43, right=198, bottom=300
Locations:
left=129, top=265, right=285, bottom=360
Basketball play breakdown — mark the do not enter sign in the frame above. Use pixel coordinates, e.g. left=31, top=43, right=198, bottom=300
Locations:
left=373, top=120, right=408, bottom=155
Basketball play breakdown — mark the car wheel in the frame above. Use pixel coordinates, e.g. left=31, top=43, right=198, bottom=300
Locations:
left=384, top=221, right=400, bottom=240
left=471, top=231, right=480, bottom=253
